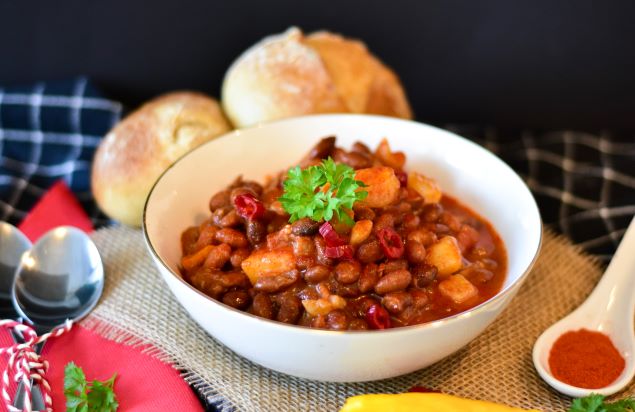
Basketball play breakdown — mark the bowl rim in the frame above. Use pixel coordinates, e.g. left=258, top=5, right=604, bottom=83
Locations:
left=142, top=113, right=543, bottom=335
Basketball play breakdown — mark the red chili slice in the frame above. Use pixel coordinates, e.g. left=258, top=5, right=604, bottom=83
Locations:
left=324, top=244, right=353, bottom=260
left=377, top=227, right=405, bottom=259
left=233, top=194, right=265, bottom=221
left=365, top=303, right=391, bottom=329
left=319, top=221, right=346, bottom=247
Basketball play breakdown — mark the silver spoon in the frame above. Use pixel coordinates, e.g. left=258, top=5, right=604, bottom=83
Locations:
left=533, top=216, right=635, bottom=397
left=11, top=226, right=104, bottom=410
left=0, top=222, right=31, bottom=318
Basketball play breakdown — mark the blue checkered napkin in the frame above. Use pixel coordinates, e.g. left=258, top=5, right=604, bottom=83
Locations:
left=0, top=77, right=122, bottom=226
left=447, top=126, right=635, bottom=263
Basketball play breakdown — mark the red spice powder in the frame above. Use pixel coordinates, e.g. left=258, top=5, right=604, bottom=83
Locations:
left=548, top=329, right=625, bottom=389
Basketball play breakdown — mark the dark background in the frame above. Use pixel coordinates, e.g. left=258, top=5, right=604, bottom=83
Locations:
left=1, top=0, right=634, bottom=131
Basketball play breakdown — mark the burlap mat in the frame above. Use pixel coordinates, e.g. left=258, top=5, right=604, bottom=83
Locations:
left=82, top=225, right=634, bottom=412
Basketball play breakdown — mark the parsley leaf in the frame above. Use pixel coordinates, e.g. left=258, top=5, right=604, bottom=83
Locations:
left=279, top=157, right=367, bottom=226
left=569, top=394, right=635, bottom=412
left=64, top=362, right=118, bottom=412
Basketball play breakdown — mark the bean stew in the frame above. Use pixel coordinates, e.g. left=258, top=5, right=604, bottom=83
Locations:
left=180, top=137, right=507, bottom=330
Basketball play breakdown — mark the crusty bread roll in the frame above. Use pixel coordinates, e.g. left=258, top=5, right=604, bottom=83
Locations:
left=92, top=92, right=232, bottom=227
left=222, top=27, right=412, bottom=128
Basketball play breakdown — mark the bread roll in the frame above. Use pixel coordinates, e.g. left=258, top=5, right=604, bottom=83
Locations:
left=222, top=27, right=412, bottom=128
left=92, top=92, right=232, bottom=227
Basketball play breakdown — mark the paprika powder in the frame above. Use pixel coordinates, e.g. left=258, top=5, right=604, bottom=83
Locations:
left=548, top=329, right=625, bottom=389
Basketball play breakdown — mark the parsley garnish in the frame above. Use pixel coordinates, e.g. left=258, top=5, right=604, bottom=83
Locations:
left=279, top=157, right=367, bottom=226
left=569, top=394, right=635, bottom=412
left=64, top=362, right=118, bottom=412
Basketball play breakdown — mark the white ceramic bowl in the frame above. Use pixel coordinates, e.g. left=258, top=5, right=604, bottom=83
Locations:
left=143, top=114, right=542, bottom=382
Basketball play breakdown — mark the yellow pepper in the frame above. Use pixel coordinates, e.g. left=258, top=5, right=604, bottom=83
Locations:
left=340, top=393, right=541, bottom=412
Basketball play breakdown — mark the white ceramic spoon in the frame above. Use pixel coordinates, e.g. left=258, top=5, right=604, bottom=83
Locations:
left=533, top=216, right=635, bottom=397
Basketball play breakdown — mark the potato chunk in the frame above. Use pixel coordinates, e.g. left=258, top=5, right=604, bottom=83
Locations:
left=302, top=295, right=347, bottom=316
left=241, top=248, right=295, bottom=285
left=350, top=219, right=373, bottom=245
left=355, top=167, right=400, bottom=208
left=408, top=171, right=442, bottom=204
left=425, top=236, right=462, bottom=277
left=438, top=274, right=479, bottom=304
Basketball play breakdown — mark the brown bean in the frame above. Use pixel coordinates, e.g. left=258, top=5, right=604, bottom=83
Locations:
left=461, top=267, right=494, bottom=284
left=356, top=238, right=383, bottom=263
left=314, top=237, right=334, bottom=266
left=382, top=291, right=413, bottom=315
left=379, top=259, right=408, bottom=275
left=311, top=314, right=328, bottom=329
left=295, top=255, right=316, bottom=270
left=291, top=217, right=320, bottom=236
left=456, top=224, right=480, bottom=253
left=189, top=268, right=224, bottom=299
left=304, top=265, right=331, bottom=283
left=219, top=210, right=241, bottom=228
left=276, top=294, right=302, bottom=324
left=440, top=212, right=462, bottom=232
left=246, top=220, right=266, bottom=245
left=333, top=150, right=372, bottom=169
left=375, top=269, right=412, bottom=295
left=335, top=261, right=361, bottom=284
left=251, top=293, right=275, bottom=319
left=412, top=264, right=438, bottom=288
left=217, top=271, right=251, bottom=289
left=406, top=228, right=437, bottom=246
left=421, top=203, right=443, bottom=223
left=351, top=141, right=372, bottom=155
left=181, top=226, right=200, bottom=255
left=348, top=318, right=369, bottom=330
left=222, top=290, right=251, bottom=309
left=424, top=222, right=451, bottom=236
left=402, top=213, right=420, bottom=230
left=203, top=243, right=232, bottom=269
left=215, top=228, right=248, bottom=248
left=353, top=206, right=375, bottom=221
left=326, top=309, right=349, bottom=330
left=406, top=240, right=426, bottom=264
left=410, top=289, right=430, bottom=308
left=195, top=224, right=218, bottom=249
left=334, top=282, right=360, bottom=298
left=230, top=248, right=250, bottom=268
left=374, top=213, right=395, bottom=232
left=358, top=263, right=379, bottom=293
left=253, top=270, right=300, bottom=293
left=307, top=136, right=336, bottom=160
left=209, top=189, right=230, bottom=211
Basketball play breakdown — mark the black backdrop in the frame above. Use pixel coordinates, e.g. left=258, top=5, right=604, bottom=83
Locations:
left=1, top=0, right=634, bottom=131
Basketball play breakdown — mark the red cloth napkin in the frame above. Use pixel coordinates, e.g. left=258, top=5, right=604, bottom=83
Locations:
left=4, top=181, right=205, bottom=411
left=18, top=180, right=94, bottom=242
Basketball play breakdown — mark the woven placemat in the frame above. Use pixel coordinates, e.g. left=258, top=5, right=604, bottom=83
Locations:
left=82, top=225, right=633, bottom=412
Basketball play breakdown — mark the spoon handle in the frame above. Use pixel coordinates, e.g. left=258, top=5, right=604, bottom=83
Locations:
left=584, top=216, right=635, bottom=322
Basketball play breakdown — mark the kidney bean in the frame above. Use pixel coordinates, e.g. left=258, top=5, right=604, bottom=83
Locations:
left=358, top=263, right=380, bottom=293
left=307, top=136, right=336, bottom=160
left=351, top=141, right=372, bottom=155
left=335, top=261, right=361, bottom=284
left=374, top=213, right=395, bottom=232
left=356, top=238, right=383, bottom=263
left=402, top=213, right=420, bottom=230
left=353, top=206, right=375, bottom=221
left=203, top=243, right=232, bottom=269
left=246, top=220, right=267, bottom=245
left=333, top=149, right=372, bottom=169
left=189, top=268, right=224, bottom=299
left=375, top=269, right=412, bottom=295
left=291, top=218, right=320, bottom=236
left=230, top=248, right=250, bottom=268
left=276, top=294, right=302, bottom=324
left=304, top=265, right=331, bottom=283
left=314, top=237, right=334, bottom=266
left=215, top=228, right=248, bottom=248
left=412, top=264, right=438, bottom=288
left=181, top=226, right=200, bottom=255
left=219, top=209, right=242, bottom=228
left=406, top=228, right=437, bottom=246
left=251, top=293, right=275, bottom=319
left=406, top=240, right=426, bottom=264
left=292, top=236, right=315, bottom=256
left=380, top=259, right=408, bottom=274
left=382, top=291, right=413, bottom=315
left=410, top=289, right=430, bottom=308
left=254, top=270, right=300, bottom=293
left=217, top=271, right=251, bottom=289
left=327, top=309, right=349, bottom=330
left=348, top=318, right=369, bottom=330
left=195, top=224, right=219, bottom=249
left=421, top=203, right=443, bottom=223
left=209, top=189, right=230, bottom=211
left=222, top=290, right=251, bottom=309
